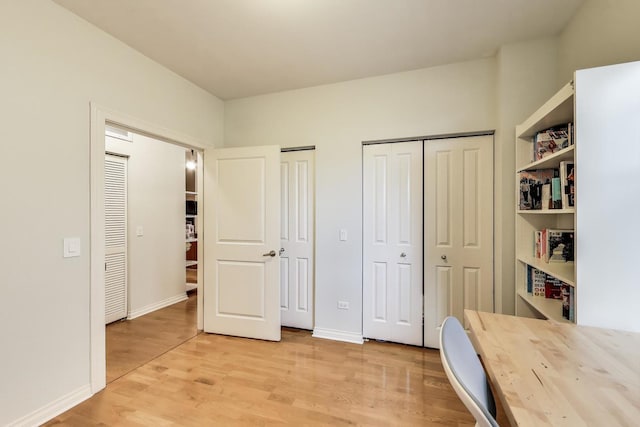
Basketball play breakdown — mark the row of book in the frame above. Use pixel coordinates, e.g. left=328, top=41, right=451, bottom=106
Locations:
left=534, top=229, right=574, bottom=263
left=533, top=123, right=574, bottom=161
left=518, top=161, right=574, bottom=210
left=527, top=265, right=575, bottom=321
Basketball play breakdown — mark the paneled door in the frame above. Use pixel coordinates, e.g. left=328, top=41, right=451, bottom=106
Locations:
left=424, top=135, right=494, bottom=348
left=363, top=141, right=423, bottom=346
left=104, top=154, right=128, bottom=324
left=280, top=150, right=315, bottom=329
left=203, top=146, right=281, bottom=341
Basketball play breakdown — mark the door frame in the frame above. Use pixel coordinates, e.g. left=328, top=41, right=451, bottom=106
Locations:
left=89, top=103, right=208, bottom=394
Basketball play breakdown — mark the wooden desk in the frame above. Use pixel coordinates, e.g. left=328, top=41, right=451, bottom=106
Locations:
left=465, top=310, right=640, bottom=426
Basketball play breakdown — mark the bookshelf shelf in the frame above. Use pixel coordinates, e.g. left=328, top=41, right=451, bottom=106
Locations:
left=515, top=82, right=576, bottom=324
left=517, top=208, right=575, bottom=215
left=517, top=145, right=575, bottom=172
left=516, top=289, right=572, bottom=324
left=518, top=257, right=575, bottom=286
left=515, top=82, right=574, bottom=139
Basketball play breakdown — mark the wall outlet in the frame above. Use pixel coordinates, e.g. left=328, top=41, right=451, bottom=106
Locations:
left=337, top=301, right=349, bottom=310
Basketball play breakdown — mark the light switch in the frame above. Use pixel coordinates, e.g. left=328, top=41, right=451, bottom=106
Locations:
left=339, top=229, right=348, bottom=241
left=64, top=238, right=81, bottom=258
left=136, top=226, right=144, bottom=237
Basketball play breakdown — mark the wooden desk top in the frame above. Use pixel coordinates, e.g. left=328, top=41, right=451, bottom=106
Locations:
left=465, top=310, right=640, bottom=427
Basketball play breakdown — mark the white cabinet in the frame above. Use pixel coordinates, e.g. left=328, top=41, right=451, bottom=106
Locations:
left=515, top=61, right=640, bottom=333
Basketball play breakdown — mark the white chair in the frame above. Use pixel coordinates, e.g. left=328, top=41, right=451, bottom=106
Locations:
left=439, top=316, right=499, bottom=427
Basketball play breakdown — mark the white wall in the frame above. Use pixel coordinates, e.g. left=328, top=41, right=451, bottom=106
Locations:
left=558, top=0, right=640, bottom=85
left=495, top=38, right=560, bottom=314
left=0, top=0, right=222, bottom=425
left=106, top=134, right=186, bottom=316
left=225, top=59, right=498, bottom=338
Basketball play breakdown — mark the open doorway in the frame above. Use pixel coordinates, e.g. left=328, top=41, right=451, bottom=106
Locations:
left=103, top=124, right=200, bottom=383
left=90, top=103, right=206, bottom=393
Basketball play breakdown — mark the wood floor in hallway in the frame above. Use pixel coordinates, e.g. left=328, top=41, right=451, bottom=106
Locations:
left=105, top=291, right=198, bottom=383
left=45, top=324, right=510, bottom=426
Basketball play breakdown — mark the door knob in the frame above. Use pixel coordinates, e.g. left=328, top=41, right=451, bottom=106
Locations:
left=262, top=250, right=277, bottom=257
left=441, top=255, right=447, bottom=261
left=400, top=252, right=407, bottom=258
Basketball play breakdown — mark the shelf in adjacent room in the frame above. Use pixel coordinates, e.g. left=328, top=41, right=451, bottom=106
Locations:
left=186, top=237, right=198, bottom=243
left=518, top=256, right=575, bottom=286
left=185, top=260, right=198, bottom=268
left=186, top=214, right=197, bottom=219
left=185, top=191, right=198, bottom=196
left=185, top=283, right=197, bottom=292
left=517, top=289, right=572, bottom=324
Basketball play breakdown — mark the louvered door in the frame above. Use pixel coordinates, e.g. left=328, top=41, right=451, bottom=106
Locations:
left=105, top=154, right=128, bottom=324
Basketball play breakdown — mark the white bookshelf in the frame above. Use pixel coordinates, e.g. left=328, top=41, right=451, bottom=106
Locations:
left=515, top=82, right=576, bottom=324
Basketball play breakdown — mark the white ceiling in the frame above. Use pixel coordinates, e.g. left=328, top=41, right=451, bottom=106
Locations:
left=53, top=0, right=584, bottom=100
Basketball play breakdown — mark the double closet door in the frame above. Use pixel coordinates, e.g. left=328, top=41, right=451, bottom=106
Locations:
left=363, top=135, right=494, bottom=348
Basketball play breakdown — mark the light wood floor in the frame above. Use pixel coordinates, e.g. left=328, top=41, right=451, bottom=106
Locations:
left=45, top=323, right=509, bottom=426
left=105, top=291, right=198, bottom=383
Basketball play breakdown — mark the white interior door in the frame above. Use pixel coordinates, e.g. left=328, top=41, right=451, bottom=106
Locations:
left=203, top=145, right=281, bottom=341
left=363, top=141, right=423, bottom=346
left=424, top=135, right=494, bottom=348
left=104, top=154, right=128, bottom=324
left=280, top=150, right=315, bottom=330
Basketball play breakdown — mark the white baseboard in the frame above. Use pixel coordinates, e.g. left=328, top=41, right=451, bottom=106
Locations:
left=7, top=384, right=92, bottom=427
left=312, top=327, right=364, bottom=344
left=127, top=293, right=188, bottom=320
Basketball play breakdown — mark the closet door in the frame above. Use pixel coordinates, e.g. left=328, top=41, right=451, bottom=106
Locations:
left=280, top=149, right=315, bottom=330
left=363, top=141, right=423, bottom=346
left=105, top=154, right=128, bottom=324
left=423, top=135, right=494, bottom=348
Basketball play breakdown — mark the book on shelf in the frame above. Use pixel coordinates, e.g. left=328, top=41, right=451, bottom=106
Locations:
left=541, top=183, right=551, bottom=210
left=551, top=177, right=562, bottom=209
left=546, top=229, right=574, bottom=263
left=534, top=231, right=542, bottom=259
left=569, top=286, right=575, bottom=322
left=562, top=283, right=575, bottom=322
left=533, top=124, right=571, bottom=161
left=532, top=268, right=546, bottom=297
left=559, top=161, right=575, bottom=208
left=544, top=275, right=563, bottom=299
left=518, top=169, right=559, bottom=210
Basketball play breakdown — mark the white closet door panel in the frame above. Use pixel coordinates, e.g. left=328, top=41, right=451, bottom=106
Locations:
left=363, top=141, right=423, bottom=346
left=435, top=151, right=452, bottom=247
left=436, top=266, right=453, bottom=327
left=373, top=155, right=388, bottom=244
left=280, top=163, right=289, bottom=241
left=104, top=154, right=128, bottom=324
left=280, top=150, right=315, bottom=330
left=296, top=258, right=309, bottom=311
left=424, top=135, right=494, bottom=348
left=280, top=257, right=289, bottom=309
